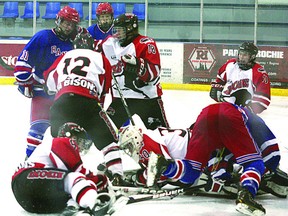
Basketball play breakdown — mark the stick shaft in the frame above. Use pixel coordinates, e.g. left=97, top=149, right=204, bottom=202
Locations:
left=112, top=74, right=135, bottom=126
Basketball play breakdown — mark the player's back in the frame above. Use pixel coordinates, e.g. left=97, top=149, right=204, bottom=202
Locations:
left=47, top=49, right=112, bottom=101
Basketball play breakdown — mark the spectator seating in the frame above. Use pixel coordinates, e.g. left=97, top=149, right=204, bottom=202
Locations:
left=111, top=3, right=126, bottom=18
left=68, top=2, right=83, bottom=19
left=21, top=2, right=40, bottom=19
left=0, top=2, right=19, bottom=18
left=42, top=2, right=61, bottom=20
left=85, top=2, right=99, bottom=20
left=133, top=3, right=145, bottom=20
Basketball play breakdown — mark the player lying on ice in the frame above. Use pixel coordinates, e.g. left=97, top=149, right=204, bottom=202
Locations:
left=11, top=122, right=128, bottom=215
left=117, top=102, right=288, bottom=216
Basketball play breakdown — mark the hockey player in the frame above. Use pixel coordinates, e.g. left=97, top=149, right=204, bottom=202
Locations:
left=209, top=42, right=270, bottom=114
left=204, top=105, right=284, bottom=198
left=44, top=32, right=133, bottom=187
left=118, top=102, right=288, bottom=216
left=87, top=2, right=114, bottom=40
left=11, top=122, right=114, bottom=215
left=14, top=5, right=87, bottom=158
left=99, top=13, right=169, bottom=181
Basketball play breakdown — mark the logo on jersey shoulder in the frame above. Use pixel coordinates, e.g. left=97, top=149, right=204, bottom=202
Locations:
left=27, top=170, right=65, bottom=180
left=140, top=37, right=154, bottom=44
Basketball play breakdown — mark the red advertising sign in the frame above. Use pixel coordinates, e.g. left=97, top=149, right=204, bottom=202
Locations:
left=184, top=44, right=288, bottom=88
left=0, top=44, right=25, bottom=76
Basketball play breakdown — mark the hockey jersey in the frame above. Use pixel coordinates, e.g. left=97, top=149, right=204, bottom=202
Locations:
left=101, top=35, right=163, bottom=99
left=214, top=58, right=270, bottom=114
left=14, top=29, right=74, bottom=85
left=87, top=23, right=113, bottom=40
left=44, top=49, right=112, bottom=102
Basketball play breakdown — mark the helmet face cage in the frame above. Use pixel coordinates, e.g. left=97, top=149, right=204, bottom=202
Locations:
left=113, top=13, right=139, bottom=46
left=55, top=6, right=80, bottom=39
left=238, top=42, right=258, bottom=70
left=118, top=125, right=143, bottom=162
left=73, top=32, right=95, bottom=50
left=112, top=27, right=126, bottom=44
left=58, top=122, right=93, bottom=155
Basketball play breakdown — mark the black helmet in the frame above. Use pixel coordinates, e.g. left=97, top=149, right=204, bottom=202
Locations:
left=238, top=42, right=258, bottom=70
left=58, top=122, right=92, bottom=155
left=112, top=13, right=139, bottom=46
left=73, top=32, right=95, bottom=50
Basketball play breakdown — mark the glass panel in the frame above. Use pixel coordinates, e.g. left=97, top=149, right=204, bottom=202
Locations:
left=0, top=0, right=287, bottom=46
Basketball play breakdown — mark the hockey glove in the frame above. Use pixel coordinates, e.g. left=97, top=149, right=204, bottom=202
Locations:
left=16, top=74, right=34, bottom=98
left=204, top=176, right=225, bottom=193
left=209, top=82, right=224, bottom=102
left=121, top=54, right=145, bottom=77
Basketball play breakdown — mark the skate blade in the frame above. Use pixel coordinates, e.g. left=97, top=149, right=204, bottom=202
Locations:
left=236, top=203, right=265, bottom=216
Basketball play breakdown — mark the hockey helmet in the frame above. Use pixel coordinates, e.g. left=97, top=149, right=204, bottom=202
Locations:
left=96, top=2, right=114, bottom=32
left=73, top=32, right=95, bottom=50
left=112, top=13, right=139, bottom=46
left=118, top=125, right=143, bottom=162
left=56, top=6, right=80, bottom=23
left=58, top=122, right=93, bottom=155
left=238, top=42, right=258, bottom=70
left=55, top=6, right=80, bottom=40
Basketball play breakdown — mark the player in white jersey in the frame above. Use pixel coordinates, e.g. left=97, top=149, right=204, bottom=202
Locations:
left=209, top=42, right=270, bottom=114
left=12, top=122, right=113, bottom=215
left=45, top=31, right=135, bottom=187
left=98, top=13, right=169, bottom=180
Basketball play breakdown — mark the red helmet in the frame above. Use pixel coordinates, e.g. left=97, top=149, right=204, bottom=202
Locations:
left=57, top=6, right=80, bottom=23
left=96, top=2, right=114, bottom=16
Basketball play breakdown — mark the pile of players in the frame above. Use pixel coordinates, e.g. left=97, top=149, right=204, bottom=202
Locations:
left=12, top=2, right=287, bottom=216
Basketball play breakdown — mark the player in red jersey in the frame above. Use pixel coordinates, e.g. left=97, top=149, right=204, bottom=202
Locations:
left=11, top=122, right=113, bottom=215
left=44, top=32, right=134, bottom=187
left=98, top=13, right=170, bottom=182
left=209, top=42, right=270, bottom=114
left=118, top=102, right=288, bottom=216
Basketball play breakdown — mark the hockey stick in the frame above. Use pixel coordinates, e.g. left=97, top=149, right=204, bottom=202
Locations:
left=126, top=183, right=206, bottom=204
left=111, top=74, right=135, bottom=126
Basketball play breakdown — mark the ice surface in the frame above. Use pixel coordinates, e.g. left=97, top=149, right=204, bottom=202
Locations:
left=1, top=85, right=287, bottom=215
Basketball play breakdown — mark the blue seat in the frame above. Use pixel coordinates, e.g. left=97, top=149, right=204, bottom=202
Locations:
left=0, top=2, right=19, bottom=18
left=42, top=2, right=61, bottom=20
left=111, top=3, right=126, bottom=18
left=133, top=3, right=145, bottom=20
left=85, top=2, right=98, bottom=20
left=21, top=2, right=40, bottom=19
left=68, top=2, right=83, bottom=19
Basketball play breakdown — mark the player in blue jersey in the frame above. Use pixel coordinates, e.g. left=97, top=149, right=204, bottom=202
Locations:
left=87, top=2, right=114, bottom=40
left=14, top=5, right=87, bottom=158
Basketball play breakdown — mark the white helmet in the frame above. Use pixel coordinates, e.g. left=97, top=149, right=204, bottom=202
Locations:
left=118, top=125, right=143, bottom=162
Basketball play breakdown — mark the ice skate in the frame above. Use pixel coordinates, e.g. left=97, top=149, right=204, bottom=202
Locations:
left=236, top=188, right=266, bottom=216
